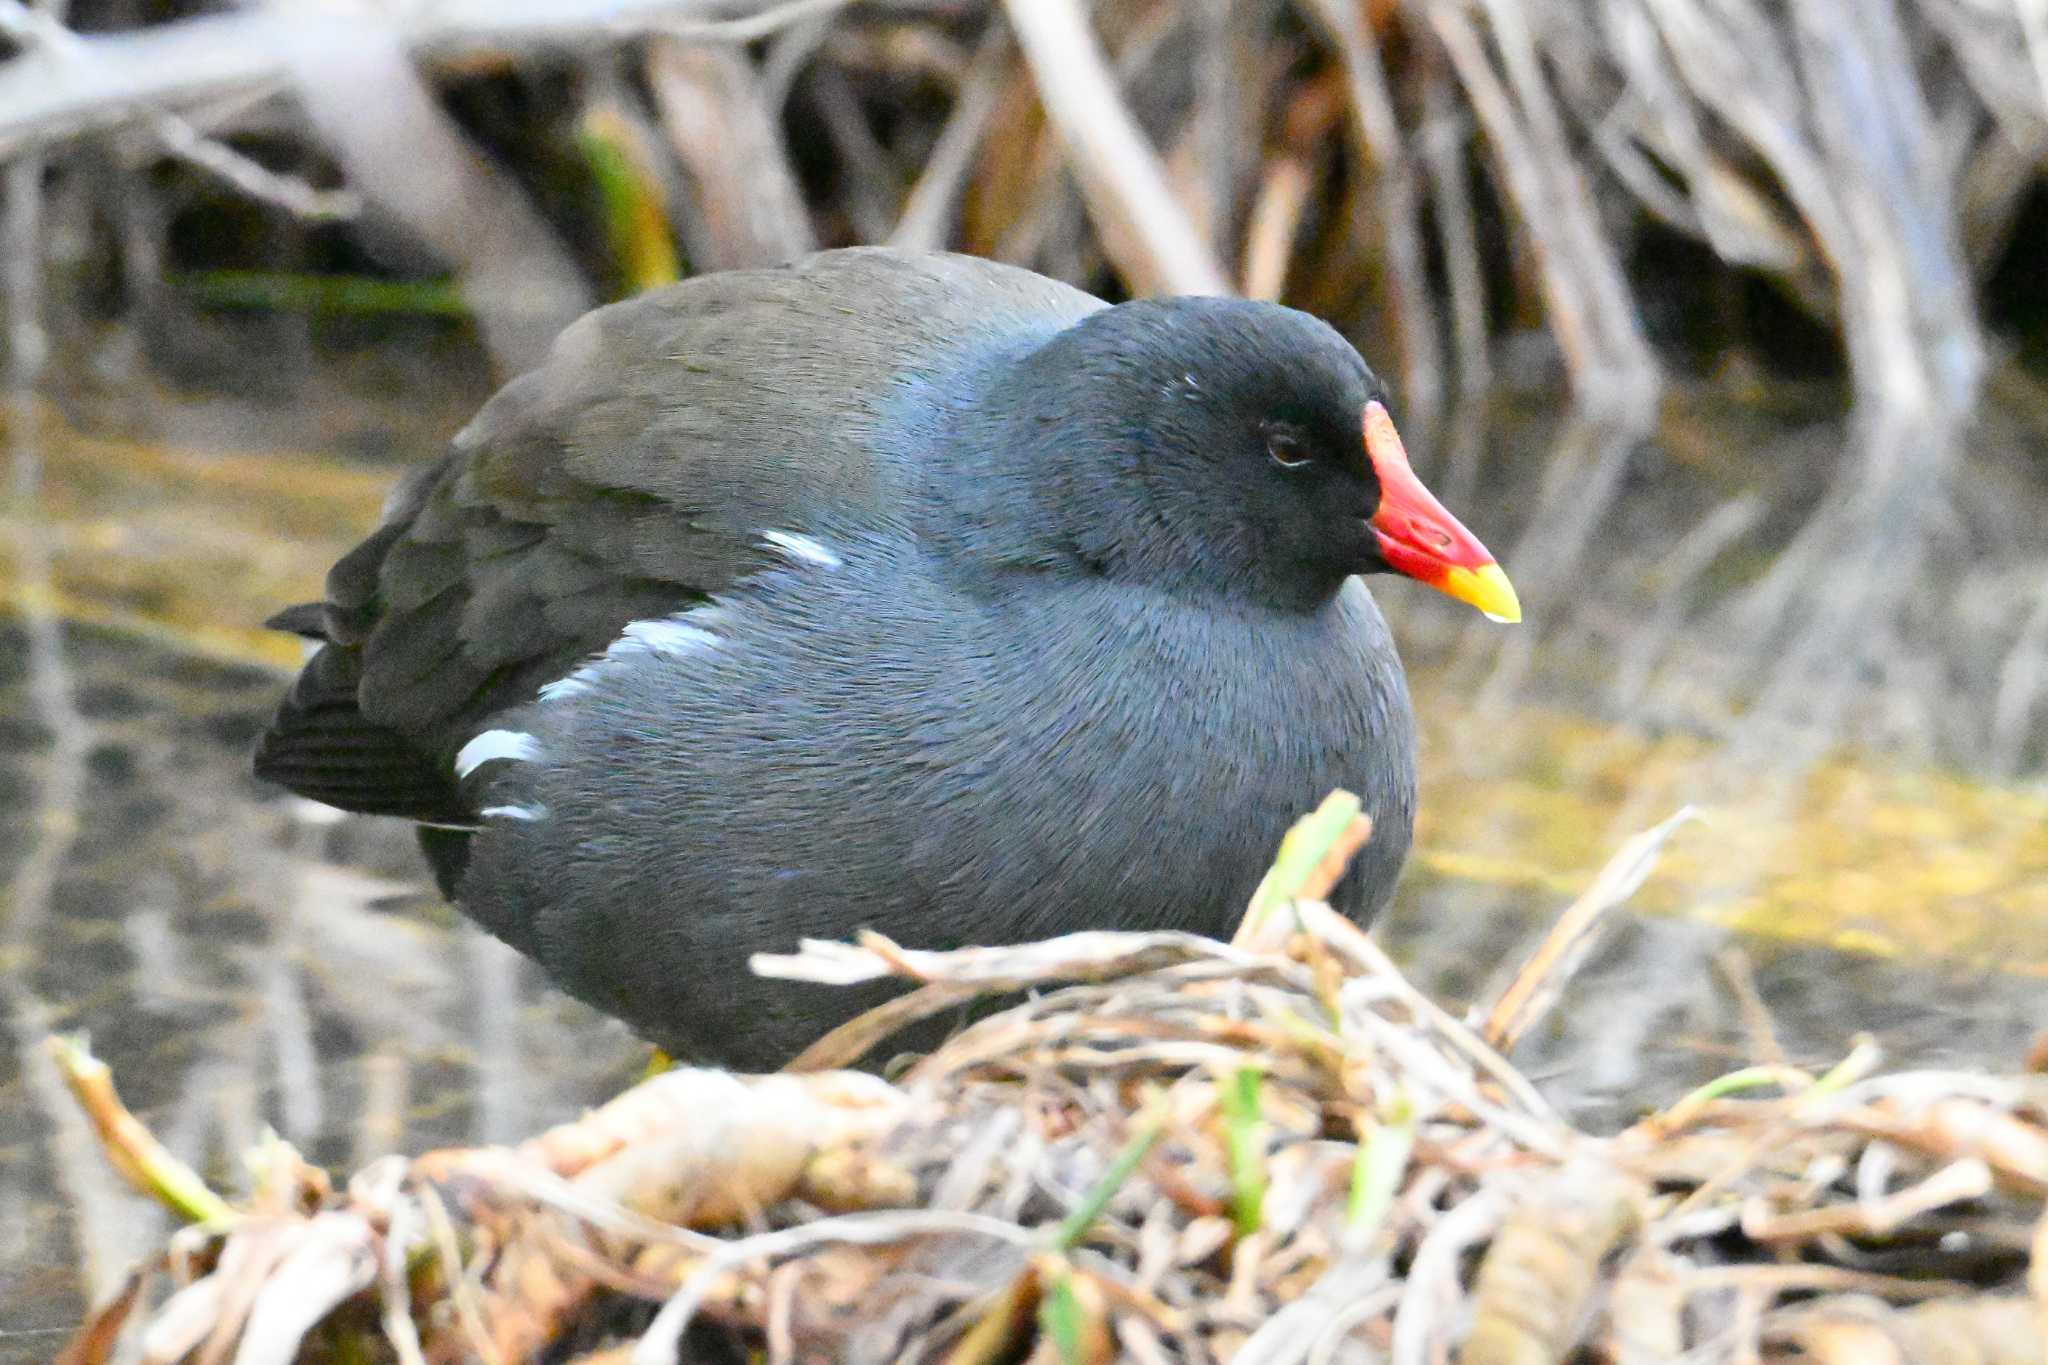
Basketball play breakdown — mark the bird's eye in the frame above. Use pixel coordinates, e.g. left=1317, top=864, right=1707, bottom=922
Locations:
left=1266, top=432, right=1312, bottom=470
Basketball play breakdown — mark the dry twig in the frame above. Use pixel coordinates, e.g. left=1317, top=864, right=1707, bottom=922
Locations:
left=1000, top=0, right=1230, bottom=296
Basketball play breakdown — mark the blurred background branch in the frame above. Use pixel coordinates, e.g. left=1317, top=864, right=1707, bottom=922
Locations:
left=0, top=0, right=2026, bottom=377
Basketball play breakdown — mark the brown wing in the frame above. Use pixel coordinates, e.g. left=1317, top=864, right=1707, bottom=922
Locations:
left=253, top=249, right=1101, bottom=823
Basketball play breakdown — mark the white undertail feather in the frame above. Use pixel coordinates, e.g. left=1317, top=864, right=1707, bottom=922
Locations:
left=479, top=804, right=545, bottom=822
left=454, top=729, right=541, bottom=778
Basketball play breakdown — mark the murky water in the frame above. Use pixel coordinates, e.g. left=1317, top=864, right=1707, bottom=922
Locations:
left=2, top=373, right=2045, bottom=1347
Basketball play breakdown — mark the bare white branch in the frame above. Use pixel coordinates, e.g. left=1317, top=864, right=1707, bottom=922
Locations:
left=0, top=0, right=871, bottom=155
left=151, top=111, right=363, bottom=221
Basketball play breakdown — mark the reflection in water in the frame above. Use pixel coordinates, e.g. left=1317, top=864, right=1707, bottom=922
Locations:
left=0, top=623, right=641, bottom=1346
left=1, top=384, right=2045, bottom=1340
left=1413, top=697, right=2048, bottom=967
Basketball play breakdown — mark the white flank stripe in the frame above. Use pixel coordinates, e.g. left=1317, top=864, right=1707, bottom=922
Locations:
left=613, top=618, right=721, bottom=657
left=539, top=608, right=727, bottom=704
left=479, top=804, right=545, bottom=822
left=762, top=530, right=842, bottom=569
left=454, top=729, right=540, bottom=779
left=537, top=671, right=597, bottom=703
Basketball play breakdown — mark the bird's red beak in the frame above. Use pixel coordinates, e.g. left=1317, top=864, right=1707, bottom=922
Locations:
left=1363, top=401, right=1521, bottom=622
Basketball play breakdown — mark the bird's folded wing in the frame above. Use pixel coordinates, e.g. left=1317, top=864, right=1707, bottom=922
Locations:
left=256, top=249, right=1099, bottom=820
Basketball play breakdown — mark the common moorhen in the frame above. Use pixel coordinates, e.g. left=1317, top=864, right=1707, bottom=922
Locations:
left=256, top=248, right=1518, bottom=1068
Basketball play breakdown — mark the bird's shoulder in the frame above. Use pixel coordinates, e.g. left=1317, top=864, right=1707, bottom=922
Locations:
left=452, top=247, right=1103, bottom=541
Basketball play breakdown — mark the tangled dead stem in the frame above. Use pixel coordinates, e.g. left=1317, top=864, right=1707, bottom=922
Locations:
left=51, top=795, right=2048, bottom=1364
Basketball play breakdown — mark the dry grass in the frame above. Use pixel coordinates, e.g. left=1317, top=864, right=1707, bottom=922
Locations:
left=51, top=794, right=2048, bottom=1364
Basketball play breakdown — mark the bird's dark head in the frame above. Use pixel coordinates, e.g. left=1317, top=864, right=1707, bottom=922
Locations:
left=999, top=296, right=1519, bottom=618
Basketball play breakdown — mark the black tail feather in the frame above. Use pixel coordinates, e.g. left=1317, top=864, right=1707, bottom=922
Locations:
left=253, top=638, right=468, bottom=824
left=264, top=601, right=330, bottom=638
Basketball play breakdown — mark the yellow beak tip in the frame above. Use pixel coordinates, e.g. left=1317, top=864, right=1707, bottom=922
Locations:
left=1440, top=563, right=1522, bottom=624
